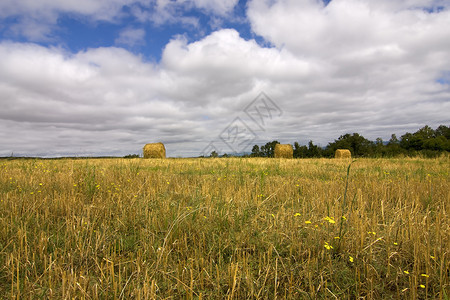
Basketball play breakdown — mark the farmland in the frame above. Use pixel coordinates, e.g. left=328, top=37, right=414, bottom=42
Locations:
left=0, top=157, right=448, bottom=299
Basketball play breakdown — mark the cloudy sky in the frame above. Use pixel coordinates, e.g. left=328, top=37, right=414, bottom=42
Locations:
left=0, top=0, right=449, bottom=157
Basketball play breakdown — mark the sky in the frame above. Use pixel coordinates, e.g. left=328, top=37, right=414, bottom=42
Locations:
left=0, top=0, right=449, bottom=157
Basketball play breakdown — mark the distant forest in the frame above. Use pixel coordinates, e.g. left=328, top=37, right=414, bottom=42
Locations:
left=213, top=125, right=450, bottom=158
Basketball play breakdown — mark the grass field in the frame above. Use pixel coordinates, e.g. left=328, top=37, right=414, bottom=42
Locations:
left=0, top=157, right=448, bottom=299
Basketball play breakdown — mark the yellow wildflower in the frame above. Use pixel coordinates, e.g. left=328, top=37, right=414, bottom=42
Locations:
left=324, top=242, right=333, bottom=250
left=324, top=216, right=335, bottom=224
left=349, top=256, right=354, bottom=263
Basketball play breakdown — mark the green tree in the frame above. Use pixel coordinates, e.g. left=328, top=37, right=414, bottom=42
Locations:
left=385, top=134, right=403, bottom=156
left=423, top=136, right=449, bottom=151
left=251, top=145, right=261, bottom=157
left=307, top=140, right=322, bottom=157
left=435, top=125, right=450, bottom=139
left=389, top=134, right=399, bottom=144
left=326, top=133, right=374, bottom=157
left=400, top=132, right=416, bottom=150
left=416, top=125, right=436, bottom=139
left=401, top=125, right=436, bottom=151
left=374, top=138, right=385, bottom=157
left=398, top=125, right=450, bottom=156
left=293, top=142, right=308, bottom=158
left=261, top=141, right=279, bottom=157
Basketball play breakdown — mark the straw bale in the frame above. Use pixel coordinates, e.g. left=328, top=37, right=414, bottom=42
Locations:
left=274, top=144, right=293, bottom=158
left=335, top=149, right=351, bottom=159
left=143, top=143, right=166, bottom=158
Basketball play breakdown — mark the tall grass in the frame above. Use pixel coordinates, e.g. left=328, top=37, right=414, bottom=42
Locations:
left=0, top=157, right=448, bottom=299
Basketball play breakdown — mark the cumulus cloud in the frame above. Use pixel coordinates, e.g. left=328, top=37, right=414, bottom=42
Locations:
left=115, top=27, right=146, bottom=47
left=248, top=0, right=450, bottom=58
left=246, top=0, right=450, bottom=136
left=0, top=0, right=131, bottom=17
left=192, top=0, right=239, bottom=16
left=0, top=33, right=276, bottom=156
left=160, top=29, right=315, bottom=107
left=129, top=0, right=239, bottom=29
left=0, top=0, right=240, bottom=41
left=0, top=0, right=132, bottom=40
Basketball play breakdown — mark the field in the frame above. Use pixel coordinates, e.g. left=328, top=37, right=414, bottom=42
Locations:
left=0, top=157, right=448, bottom=299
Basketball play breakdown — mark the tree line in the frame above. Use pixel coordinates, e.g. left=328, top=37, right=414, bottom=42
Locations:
left=247, top=125, right=449, bottom=158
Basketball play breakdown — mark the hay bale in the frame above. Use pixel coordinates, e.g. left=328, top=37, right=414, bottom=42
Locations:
left=143, top=143, right=166, bottom=158
left=274, top=144, right=293, bottom=158
left=335, top=149, right=351, bottom=159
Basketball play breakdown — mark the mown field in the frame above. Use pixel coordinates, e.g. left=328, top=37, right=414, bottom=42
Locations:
left=0, top=157, right=448, bottom=299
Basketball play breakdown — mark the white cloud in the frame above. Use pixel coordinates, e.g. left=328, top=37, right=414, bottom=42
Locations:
left=115, top=27, right=146, bottom=47
left=130, top=0, right=239, bottom=28
left=245, top=0, right=450, bottom=135
left=169, top=30, right=315, bottom=78
left=247, top=0, right=450, bottom=60
left=0, top=37, right=263, bottom=156
left=1, top=30, right=307, bottom=156
left=0, top=0, right=240, bottom=41
left=192, top=0, right=239, bottom=15
left=0, top=0, right=133, bottom=40
left=0, top=0, right=132, bottom=20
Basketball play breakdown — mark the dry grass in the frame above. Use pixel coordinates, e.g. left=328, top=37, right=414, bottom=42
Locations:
left=274, top=144, right=293, bottom=158
left=335, top=149, right=352, bottom=159
left=0, top=157, right=448, bottom=299
left=143, top=143, right=166, bottom=158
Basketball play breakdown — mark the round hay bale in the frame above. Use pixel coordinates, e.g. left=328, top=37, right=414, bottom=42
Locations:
left=335, top=149, right=351, bottom=159
left=143, top=143, right=166, bottom=158
left=274, top=144, right=293, bottom=158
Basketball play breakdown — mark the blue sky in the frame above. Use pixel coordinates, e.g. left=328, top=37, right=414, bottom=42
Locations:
left=55, top=3, right=245, bottom=61
left=0, top=0, right=449, bottom=157
left=1, top=0, right=256, bottom=61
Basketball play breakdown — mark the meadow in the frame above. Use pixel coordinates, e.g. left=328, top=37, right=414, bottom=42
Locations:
left=0, top=157, right=448, bottom=299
